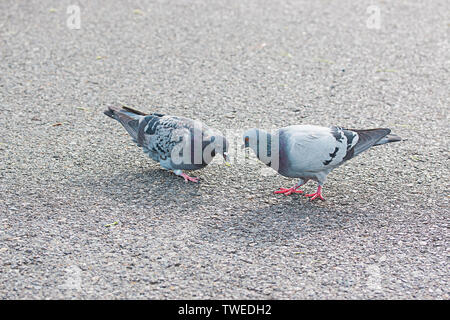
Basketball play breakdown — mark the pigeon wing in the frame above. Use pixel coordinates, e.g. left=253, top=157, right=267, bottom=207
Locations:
left=281, top=125, right=349, bottom=174
left=341, top=128, right=391, bottom=161
left=140, top=115, right=213, bottom=168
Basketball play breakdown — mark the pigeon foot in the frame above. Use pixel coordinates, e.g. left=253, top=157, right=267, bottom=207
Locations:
left=274, top=187, right=304, bottom=196
left=180, top=173, right=199, bottom=183
left=304, top=186, right=325, bottom=201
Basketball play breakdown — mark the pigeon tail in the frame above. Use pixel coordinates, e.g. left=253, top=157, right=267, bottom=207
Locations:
left=104, top=106, right=143, bottom=140
left=104, top=105, right=146, bottom=119
left=349, top=128, right=393, bottom=157
left=373, top=133, right=402, bottom=146
left=121, top=105, right=148, bottom=116
left=103, top=106, right=119, bottom=119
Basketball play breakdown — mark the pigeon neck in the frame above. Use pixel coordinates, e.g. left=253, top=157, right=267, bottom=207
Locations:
left=255, top=131, right=272, bottom=163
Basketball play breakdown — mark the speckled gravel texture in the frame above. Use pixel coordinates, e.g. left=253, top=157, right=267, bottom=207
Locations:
left=0, top=0, right=448, bottom=299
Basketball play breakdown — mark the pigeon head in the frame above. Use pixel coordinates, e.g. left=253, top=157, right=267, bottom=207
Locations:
left=242, top=128, right=259, bottom=150
left=210, top=135, right=231, bottom=165
left=242, top=128, right=273, bottom=163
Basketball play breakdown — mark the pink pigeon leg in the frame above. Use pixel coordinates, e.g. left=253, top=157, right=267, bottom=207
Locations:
left=304, top=185, right=325, bottom=201
left=180, top=172, right=199, bottom=183
left=274, top=183, right=304, bottom=196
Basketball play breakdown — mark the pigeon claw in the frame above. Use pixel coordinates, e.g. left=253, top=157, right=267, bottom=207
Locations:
left=274, top=187, right=304, bottom=196
left=304, top=186, right=325, bottom=201
left=304, top=193, right=325, bottom=201
left=181, top=173, right=199, bottom=183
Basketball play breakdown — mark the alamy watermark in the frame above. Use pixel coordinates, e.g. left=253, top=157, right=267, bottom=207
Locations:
left=59, top=265, right=82, bottom=291
left=365, top=255, right=386, bottom=292
left=165, top=127, right=281, bottom=173
left=67, top=5, right=81, bottom=30
left=366, top=5, right=381, bottom=30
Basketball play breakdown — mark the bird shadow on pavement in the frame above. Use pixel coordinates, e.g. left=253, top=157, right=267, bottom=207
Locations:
left=90, top=167, right=379, bottom=245
left=93, top=168, right=205, bottom=206
left=196, top=199, right=363, bottom=245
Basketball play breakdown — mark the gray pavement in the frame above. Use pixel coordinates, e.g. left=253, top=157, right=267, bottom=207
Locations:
left=0, top=0, right=448, bottom=299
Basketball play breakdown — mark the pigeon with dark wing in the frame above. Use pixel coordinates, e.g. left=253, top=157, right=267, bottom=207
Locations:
left=242, top=125, right=401, bottom=200
left=105, top=105, right=230, bottom=182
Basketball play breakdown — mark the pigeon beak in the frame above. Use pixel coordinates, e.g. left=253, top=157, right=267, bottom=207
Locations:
left=223, top=153, right=231, bottom=166
left=241, top=144, right=250, bottom=159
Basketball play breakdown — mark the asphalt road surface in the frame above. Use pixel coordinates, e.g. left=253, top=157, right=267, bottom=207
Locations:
left=0, top=0, right=448, bottom=299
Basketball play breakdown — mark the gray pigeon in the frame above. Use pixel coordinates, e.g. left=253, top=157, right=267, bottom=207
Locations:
left=105, top=105, right=230, bottom=182
left=242, top=125, right=401, bottom=200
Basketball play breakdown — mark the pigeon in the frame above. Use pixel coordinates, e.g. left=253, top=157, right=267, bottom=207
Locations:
left=105, top=105, right=230, bottom=182
left=242, top=125, right=401, bottom=200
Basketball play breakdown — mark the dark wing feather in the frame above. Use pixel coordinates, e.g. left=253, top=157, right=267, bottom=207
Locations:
left=136, top=114, right=165, bottom=147
left=104, top=106, right=141, bottom=140
left=121, top=105, right=148, bottom=116
left=343, top=128, right=391, bottom=161
left=144, top=116, right=206, bottom=161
